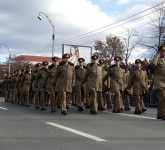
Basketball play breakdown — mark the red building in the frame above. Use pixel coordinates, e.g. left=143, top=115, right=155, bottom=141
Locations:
left=15, top=55, right=62, bottom=64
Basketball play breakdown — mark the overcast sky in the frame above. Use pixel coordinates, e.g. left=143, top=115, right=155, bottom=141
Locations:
left=0, top=0, right=163, bottom=63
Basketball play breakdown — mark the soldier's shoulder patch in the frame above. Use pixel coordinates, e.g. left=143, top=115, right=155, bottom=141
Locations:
left=111, top=64, right=116, bottom=68
left=68, top=62, right=74, bottom=66
left=75, top=65, right=80, bottom=69
left=59, top=61, right=65, bottom=66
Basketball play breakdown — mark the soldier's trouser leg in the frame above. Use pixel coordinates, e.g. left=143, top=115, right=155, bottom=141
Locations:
left=120, top=95, right=124, bottom=110
left=77, top=87, right=83, bottom=108
left=133, top=95, right=142, bottom=113
left=60, top=91, right=67, bottom=112
left=66, top=93, right=71, bottom=109
left=124, top=94, right=130, bottom=110
left=155, top=89, right=165, bottom=118
left=113, top=92, right=121, bottom=112
left=106, top=92, right=112, bottom=109
left=85, top=91, right=90, bottom=108
left=50, top=93, right=56, bottom=112
left=40, top=92, right=46, bottom=109
left=14, top=92, right=17, bottom=104
left=24, top=91, right=30, bottom=107
left=5, top=91, right=8, bottom=102
left=55, top=92, right=60, bottom=108
left=34, top=92, right=40, bottom=108
left=89, top=88, right=98, bottom=113
left=97, top=91, right=105, bottom=110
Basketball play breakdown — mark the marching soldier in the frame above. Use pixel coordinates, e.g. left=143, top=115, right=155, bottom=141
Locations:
left=123, top=67, right=131, bottom=111
left=35, top=61, right=49, bottom=111
left=13, top=69, right=21, bottom=104
left=18, top=69, right=26, bottom=105
left=46, top=56, right=59, bottom=112
left=83, top=55, right=102, bottom=114
left=101, top=61, right=112, bottom=109
left=31, top=63, right=41, bottom=109
left=55, top=53, right=75, bottom=115
left=127, top=59, right=148, bottom=114
left=98, top=59, right=106, bottom=111
left=103, top=56, right=125, bottom=113
left=21, top=65, right=32, bottom=107
left=3, top=74, right=10, bottom=102
left=150, top=44, right=165, bottom=120
left=75, top=58, right=86, bottom=112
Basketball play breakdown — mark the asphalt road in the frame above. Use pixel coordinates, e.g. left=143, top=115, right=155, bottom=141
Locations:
left=0, top=97, right=165, bottom=150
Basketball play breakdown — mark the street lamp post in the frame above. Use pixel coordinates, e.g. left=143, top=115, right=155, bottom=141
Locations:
left=38, top=12, right=55, bottom=57
left=0, top=43, right=11, bottom=74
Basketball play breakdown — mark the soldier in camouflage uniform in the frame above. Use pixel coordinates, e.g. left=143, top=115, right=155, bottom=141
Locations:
left=83, top=55, right=102, bottom=114
left=97, top=59, right=106, bottom=111
left=75, top=58, right=86, bottom=112
left=103, top=56, right=125, bottom=113
left=21, top=65, right=32, bottom=107
left=55, top=53, right=75, bottom=115
left=18, top=69, right=25, bottom=105
left=35, top=61, right=49, bottom=111
left=150, top=44, right=165, bottom=120
left=4, top=74, right=10, bottom=102
left=127, top=59, right=148, bottom=114
left=31, top=63, right=41, bottom=109
left=46, top=56, right=59, bottom=112
left=13, top=69, right=21, bottom=104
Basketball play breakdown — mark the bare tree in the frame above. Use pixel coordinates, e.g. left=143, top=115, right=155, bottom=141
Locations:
left=141, top=2, right=165, bottom=52
left=94, top=35, right=125, bottom=64
left=123, top=29, right=143, bottom=64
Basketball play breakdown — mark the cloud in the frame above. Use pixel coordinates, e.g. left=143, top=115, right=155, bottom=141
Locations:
left=0, top=0, right=162, bottom=63
left=0, top=0, right=113, bottom=62
left=117, top=0, right=130, bottom=5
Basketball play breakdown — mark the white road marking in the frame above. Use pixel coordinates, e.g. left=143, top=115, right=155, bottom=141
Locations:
left=0, top=106, right=8, bottom=110
left=46, top=122, right=107, bottom=142
left=104, top=110, right=156, bottom=120
left=118, top=113, right=156, bottom=120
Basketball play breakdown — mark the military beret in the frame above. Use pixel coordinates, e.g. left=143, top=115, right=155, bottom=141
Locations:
left=52, top=56, right=59, bottom=62
left=98, top=59, right=104, bottom=65
left=42, top=61, right=49, bottom=66
left=91, top=55, right=98, bottom=60
left=63, top=53, right=70, bottom=59
left=135, top=59, right=141, bottom=64
left=114, top=56, right=122, bottom=61
left=158, top=44, right=165, bottom=52
left=35, top=63, right=41, bottom=67
left=78, top=57, right=85, bottom=62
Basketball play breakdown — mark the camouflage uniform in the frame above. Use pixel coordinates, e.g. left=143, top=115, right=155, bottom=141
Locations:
left=35, top=61, right=49, bottom=111
left=55, top=53, right=75, bottom=115
left=127, top=59, right=148, bottom=114
left=21, top=65, right=32, bottom=107
left=150, top=45, right=165, bottom=120
left=74, top=58, right=86, bottom=112
left=104, top=56, right=125, bottom=113
left=31, top=63, right=41, bottom=109
left=83, top=55, right=102, bottom=114
left=46, top=57, right=58, bottom=112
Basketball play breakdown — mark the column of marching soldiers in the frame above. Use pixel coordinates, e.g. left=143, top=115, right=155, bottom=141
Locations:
left=1, top=44, right=165, bottom=119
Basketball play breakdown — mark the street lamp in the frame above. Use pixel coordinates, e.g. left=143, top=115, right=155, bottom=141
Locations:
left=38, top=12, right=55, bottom=57
left=0, top=43, right=11, bottom=74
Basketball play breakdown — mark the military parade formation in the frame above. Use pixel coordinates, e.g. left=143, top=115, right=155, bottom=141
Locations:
left=0, top=44, right=165, bottom=120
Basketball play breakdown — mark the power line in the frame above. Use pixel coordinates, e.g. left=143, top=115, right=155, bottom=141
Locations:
left=61, top=5, right=165, bottom=46
left=58, top=2, right=165, bottom=44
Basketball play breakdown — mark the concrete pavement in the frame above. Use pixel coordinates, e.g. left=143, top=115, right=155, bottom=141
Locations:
left=0, top=97, right=165, bottom=150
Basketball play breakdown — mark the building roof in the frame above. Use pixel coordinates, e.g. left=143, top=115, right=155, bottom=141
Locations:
left=15, top=55, right=62, bottom=62
left=0, top=64, right=8, bottom=69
